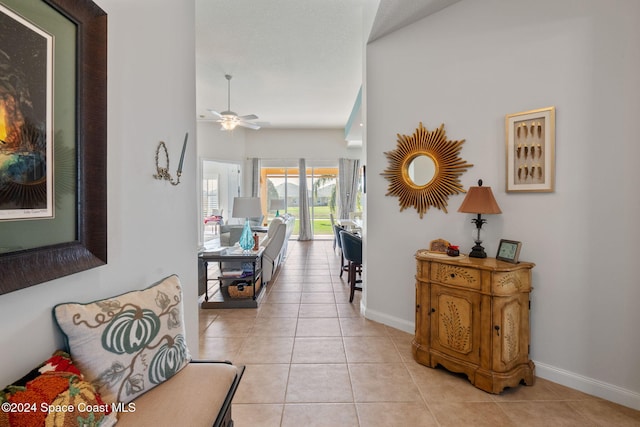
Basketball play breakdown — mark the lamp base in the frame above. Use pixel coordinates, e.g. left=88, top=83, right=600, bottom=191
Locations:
left=469, top=215, right=488, bottom=258
left=238, top=220, right=255, bottom=251
left=469, top=243, right=487, bottom=258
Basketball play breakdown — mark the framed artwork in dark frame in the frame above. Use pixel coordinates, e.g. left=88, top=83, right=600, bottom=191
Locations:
left=0, top=0, right=107, bottom=295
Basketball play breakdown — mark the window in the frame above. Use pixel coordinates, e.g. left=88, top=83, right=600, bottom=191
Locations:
left=261, top=166, right=338, bottom=237
left=202, top=177, right=219, bottom=219
left=201, top=160, right=240, bottom=244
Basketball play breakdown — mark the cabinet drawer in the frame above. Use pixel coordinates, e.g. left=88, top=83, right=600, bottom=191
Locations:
left=432, top=262, right=481, bottom=290
left=492, top=270, right=531, bottom=295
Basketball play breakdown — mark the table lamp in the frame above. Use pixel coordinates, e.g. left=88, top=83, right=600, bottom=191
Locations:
left=457, top=179, right=502, bottom=258
left=232, top=197, right=262, bottom=251
left=270, top=198, right=285, bottom=217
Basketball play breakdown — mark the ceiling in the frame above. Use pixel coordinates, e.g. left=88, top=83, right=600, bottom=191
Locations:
left=195, top=0, right=461, bottom=132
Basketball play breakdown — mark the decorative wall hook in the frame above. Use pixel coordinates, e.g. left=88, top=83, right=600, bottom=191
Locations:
left=153, top=132, right=188, bottom=186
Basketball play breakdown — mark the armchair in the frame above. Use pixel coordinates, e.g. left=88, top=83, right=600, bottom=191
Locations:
left=219, top=215, right=265, bottom=246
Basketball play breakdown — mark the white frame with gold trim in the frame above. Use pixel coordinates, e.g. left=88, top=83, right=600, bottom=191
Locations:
left=505, top=106, right=555, bottom=192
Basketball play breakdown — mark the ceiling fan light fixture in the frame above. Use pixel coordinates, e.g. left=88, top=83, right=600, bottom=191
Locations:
left=220, top=112, right=239, bottom=131
left=221, top=120, right=238, bottom=131
left=209, top=74, right=261, bottom=131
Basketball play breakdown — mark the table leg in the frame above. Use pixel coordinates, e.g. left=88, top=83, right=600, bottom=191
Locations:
left=204, top=260, right=209, bottom=302
left=252, top=261, right=257, bottom=300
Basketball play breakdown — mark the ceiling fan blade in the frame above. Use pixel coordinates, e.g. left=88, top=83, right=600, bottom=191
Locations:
left=208, top=109, right=222, bottom=118
left=238, top=114, right=258, bottom=121
left=238, top=121, right=260, bottom=130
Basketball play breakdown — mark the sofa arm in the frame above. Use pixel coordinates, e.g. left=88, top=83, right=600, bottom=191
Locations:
left=262, top=251, right=279, bottom=284
left=115, top=361, right=244, bottom=427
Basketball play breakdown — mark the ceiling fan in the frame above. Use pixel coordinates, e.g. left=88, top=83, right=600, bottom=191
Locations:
left=208, top=74, right=261, bottom=131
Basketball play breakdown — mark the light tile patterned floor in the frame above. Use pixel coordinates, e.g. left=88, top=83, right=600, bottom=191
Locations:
left=199, top=240, right=640, bottom=427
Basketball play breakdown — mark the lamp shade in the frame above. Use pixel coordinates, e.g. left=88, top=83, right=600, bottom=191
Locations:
left=269, top=199, right=285, bottom=210
left=457, top=180, right=502, bottom=214
left=232, top=197, right=262, bottom=218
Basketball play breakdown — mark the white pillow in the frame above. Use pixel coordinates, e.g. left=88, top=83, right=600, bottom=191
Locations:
left=54, top=275, right=191, bottom=404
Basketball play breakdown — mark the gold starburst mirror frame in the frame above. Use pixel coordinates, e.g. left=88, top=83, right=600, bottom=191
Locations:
left=382, top=122, right=473, bottom=218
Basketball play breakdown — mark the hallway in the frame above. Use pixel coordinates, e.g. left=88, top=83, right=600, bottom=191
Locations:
left=198, top=240, right=640, bottom=426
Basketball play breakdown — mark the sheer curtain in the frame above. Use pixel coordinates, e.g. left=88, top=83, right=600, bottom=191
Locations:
left=250, top=158, right=260, bottom=197
left=297, top=158, right=313, bottom=241
left=338, top=158, right=360, bottom=220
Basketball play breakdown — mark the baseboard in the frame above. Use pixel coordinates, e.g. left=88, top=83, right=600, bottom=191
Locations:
left=534, top=361, right=640, bottom=410
left=361, top=305, right=414, bottom=335
left=360, top=306, right=640, bottom=411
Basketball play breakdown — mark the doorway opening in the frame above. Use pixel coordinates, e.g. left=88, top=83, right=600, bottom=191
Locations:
left=201, top=159, right=240, bottom=245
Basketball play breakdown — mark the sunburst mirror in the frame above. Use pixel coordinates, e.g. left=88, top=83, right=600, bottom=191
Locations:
left=382, top=122, right=473, bottom=218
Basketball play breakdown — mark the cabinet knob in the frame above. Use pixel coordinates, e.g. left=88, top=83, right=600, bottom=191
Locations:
left=428, top=308, right=435, bottom=316
left=494, top=325, right=500, bottom=336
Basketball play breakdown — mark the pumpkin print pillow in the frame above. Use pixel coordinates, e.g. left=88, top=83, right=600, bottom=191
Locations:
left=53, top=275, right=191, bottom=405
left=0, top=350, right=117, bottom=427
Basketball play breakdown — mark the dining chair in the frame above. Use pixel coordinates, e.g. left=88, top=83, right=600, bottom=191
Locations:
left=339, top=229, right=362, bottom=303
left=333, top=224, right=349, bottom=278
left=205, top=209, right=224, bottom=234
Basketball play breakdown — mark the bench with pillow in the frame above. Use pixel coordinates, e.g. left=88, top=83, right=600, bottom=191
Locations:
left=1, top=275, right=243, bottom=427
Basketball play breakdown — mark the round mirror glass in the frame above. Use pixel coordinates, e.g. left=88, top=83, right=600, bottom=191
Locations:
left=407, top=154, right=436, bottom=186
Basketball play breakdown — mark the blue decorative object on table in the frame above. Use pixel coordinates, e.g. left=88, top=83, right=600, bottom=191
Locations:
left=238, top=221, right=254, bottom=251
left=232, top=197, right=262, bottom=252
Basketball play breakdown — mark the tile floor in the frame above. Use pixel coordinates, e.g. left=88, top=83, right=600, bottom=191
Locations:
left=199, top=240, right=640, bottom=427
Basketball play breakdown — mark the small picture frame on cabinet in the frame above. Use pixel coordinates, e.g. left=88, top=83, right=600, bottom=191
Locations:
left=496, top=239, right=522, bottom=263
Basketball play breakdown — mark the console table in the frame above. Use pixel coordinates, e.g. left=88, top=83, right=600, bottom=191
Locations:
left=199, top=246, right=265, bottom=309
left=412, top=250, right=535, bottom=393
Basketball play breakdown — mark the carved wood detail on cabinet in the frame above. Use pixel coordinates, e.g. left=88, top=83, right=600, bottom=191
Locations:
left=439, top=295, right=472, bottom=353
left=412, top=251, right=535, bottom=394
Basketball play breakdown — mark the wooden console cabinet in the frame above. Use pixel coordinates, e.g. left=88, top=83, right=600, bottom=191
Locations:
left=412, top=250, right=535, bottom=393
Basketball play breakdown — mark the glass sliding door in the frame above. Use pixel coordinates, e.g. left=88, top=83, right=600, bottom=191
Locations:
left=310, top=169, right=337, bottom=237
left=261, top=165, right=338, bottom=238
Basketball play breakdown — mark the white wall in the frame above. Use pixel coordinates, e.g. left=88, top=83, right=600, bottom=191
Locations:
left=197, top=124, right=362, bottom=162
left=365, top=0, right=640, bottom=409
left=196, top=123, right=363, bottom=193
left=245, top=128, right=361, bottom=161
left=0, top=0, right=199, bottom=386
left=198, top=120, right=248, bottom=162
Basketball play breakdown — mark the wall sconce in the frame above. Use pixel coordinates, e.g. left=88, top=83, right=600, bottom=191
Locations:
left=153, top=132, right=188, bottom=186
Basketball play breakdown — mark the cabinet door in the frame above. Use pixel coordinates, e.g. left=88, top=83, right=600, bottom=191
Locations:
left=430, top=284, right=481, bottom=365
left=414, top=279, right=431, bottom=347
left=491, top=294, right=530, bottom=372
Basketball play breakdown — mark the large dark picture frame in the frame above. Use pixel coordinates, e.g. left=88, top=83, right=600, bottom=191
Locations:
left=0, top=0, right=107, bottom=295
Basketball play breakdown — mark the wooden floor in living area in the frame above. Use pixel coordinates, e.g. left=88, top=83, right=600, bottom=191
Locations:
left=199, top=240, right=640, bottom=427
